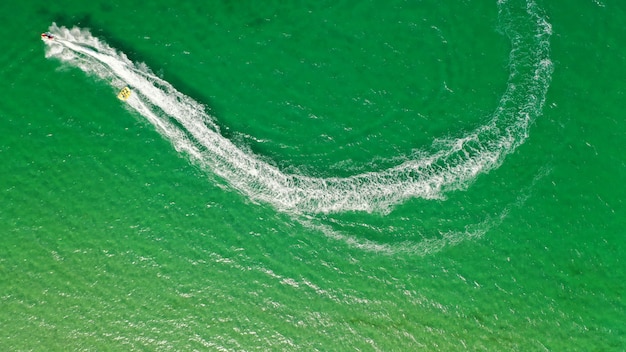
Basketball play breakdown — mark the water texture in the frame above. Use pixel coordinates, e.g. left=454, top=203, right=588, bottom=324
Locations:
left=0, top=0, right=624, bottom=350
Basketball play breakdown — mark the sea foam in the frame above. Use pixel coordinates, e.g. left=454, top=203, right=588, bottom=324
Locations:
left=43, top=0, right=552, bottom=218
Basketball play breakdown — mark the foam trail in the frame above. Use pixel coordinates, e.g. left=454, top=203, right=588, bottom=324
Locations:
left=43, top=0, right=551, bottom=215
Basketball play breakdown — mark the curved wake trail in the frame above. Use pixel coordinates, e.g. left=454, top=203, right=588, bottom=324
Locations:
left=43, top=0, right=552, bottom=215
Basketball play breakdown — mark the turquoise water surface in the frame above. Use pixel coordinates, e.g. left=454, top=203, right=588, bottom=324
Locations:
left=1, top=0, right=624, bottom=350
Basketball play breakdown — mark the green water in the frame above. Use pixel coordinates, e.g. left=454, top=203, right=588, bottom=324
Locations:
left=1, top=0, right=624, bottom=350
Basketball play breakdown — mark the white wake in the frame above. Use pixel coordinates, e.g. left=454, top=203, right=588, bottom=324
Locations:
left=43, top=0, right=552, bottom=216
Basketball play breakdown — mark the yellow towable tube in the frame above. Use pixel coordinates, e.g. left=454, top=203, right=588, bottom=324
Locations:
left=117, top=86, right=132, bottom=101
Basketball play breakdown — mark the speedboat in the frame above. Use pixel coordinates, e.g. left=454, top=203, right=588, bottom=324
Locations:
left=41, top=32, right=54, bottom=40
